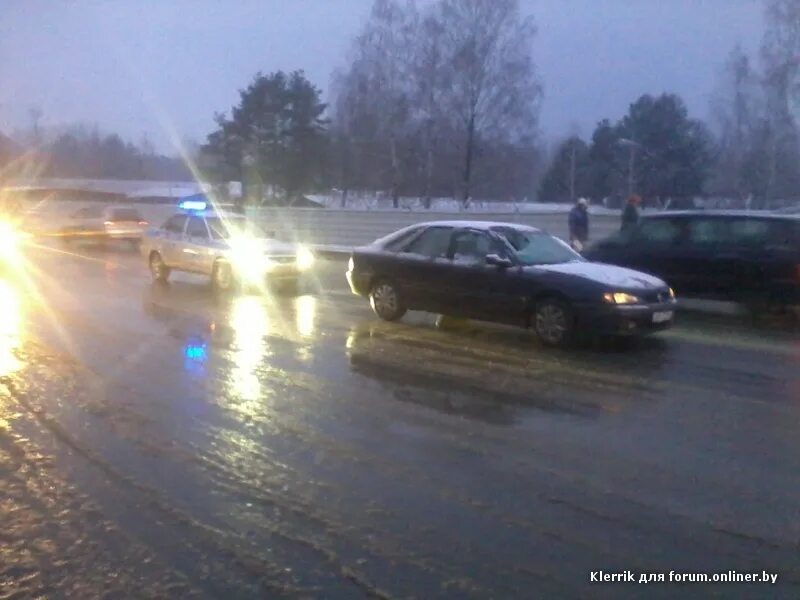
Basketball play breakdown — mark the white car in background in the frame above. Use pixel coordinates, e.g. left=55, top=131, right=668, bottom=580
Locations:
left=60, top=205, right=149, bottom=246
left=140, top=204, right=315, bottom=293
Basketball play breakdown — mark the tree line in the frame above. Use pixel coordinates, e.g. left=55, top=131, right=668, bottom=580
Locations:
left=542, top=0, right=800, bottom=208
left=202, top=0, right=541, bottom=207
left=5, top=0, right=800, bottom=207
left=0, top=124, right=192, bottom=181
left=539, top=94, right=712, bottom=207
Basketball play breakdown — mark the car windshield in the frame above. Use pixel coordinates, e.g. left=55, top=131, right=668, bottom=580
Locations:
left=110, top=208, right=142, bottom=221
left=492, top=227, right=582, bottom=265
left=74, top=207, right=103, bottom=218
left=205, top=216, right=267, bottom=240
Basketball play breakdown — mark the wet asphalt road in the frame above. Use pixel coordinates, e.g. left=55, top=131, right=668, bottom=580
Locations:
left=2, top=240, right=800, bottom=599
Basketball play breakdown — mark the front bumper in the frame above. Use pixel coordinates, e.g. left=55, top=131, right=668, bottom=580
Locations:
left=578, top=301, right=677, bottom=336
left=346, top=269, right=370, bottom=297
left=262, top=262, right=304, bottom=281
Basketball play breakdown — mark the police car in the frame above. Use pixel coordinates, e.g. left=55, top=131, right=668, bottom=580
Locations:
left=141, top=200, right=315, bottom=292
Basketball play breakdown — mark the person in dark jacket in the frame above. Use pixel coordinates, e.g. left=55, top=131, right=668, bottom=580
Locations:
left=568, top=197, right=589, bottom=251
left=621, top=194, right=641, bottom=230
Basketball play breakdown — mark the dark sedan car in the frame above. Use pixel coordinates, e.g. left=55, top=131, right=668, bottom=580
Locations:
left=584, top=211, right=800, bottom=309
left=346, top=221, right=676, bottom=347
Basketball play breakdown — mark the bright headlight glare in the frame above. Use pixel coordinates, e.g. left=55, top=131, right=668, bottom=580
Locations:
left=0, top=222, right=24, bottom=260
left=603, top=292, right=641, bottom=305
left=296, top=245, right=315, bottom=271
left=668, top=287, right=676, bottom=300
left=228, top=237, right=265, bottom=284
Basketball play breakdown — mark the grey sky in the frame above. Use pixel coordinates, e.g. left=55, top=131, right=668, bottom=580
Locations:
left=0, top=0, right=763, bottom=153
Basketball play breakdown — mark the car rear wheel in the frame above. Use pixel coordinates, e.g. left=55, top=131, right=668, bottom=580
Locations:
left=370, top=280, right=406, bottom=321
left=149, top=252, right=170, bottom=283
left=212, top=261, right=238, bottom=294
left=534, top=298, right=574, bottom=347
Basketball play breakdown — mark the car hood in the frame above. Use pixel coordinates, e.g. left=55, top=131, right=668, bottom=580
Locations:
left=224, top=237, right=298, bottom=255
left=531, top=261, right=665, bottom=289
left=258, top=238, right=298, bottom=254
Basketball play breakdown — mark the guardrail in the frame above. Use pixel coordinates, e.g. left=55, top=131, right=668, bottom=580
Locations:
left=23, top=199, right=622, bottom=249
left=246, top=207, right=621, bottom=247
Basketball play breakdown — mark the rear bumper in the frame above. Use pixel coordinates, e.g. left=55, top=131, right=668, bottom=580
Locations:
left=577, top=301, right=677, bottom=336
left=105, top=226, right=145, bottom=240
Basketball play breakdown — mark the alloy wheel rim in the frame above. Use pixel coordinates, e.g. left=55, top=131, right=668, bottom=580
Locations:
left=372, top=284, right=397, bottom=316
left=216, top=264, right=232, bottom=289
left=536, top=305, right=566, bottom=344
left=150, top=255, right=163, bottom=279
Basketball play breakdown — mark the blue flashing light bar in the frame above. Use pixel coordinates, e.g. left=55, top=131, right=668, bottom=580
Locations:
left=184, top=344, right=207, bottom=360
left=178, top=199, right=208, bottom=211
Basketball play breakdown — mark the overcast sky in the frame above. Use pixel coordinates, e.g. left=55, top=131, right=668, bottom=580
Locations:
left=0, top=0, right=763, bottom=153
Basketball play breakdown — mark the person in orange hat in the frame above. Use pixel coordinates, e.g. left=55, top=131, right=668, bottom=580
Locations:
left=621, top=194, right=641, bottom=231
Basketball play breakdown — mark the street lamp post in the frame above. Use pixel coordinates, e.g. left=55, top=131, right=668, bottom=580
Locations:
left=617, top=138, right=640, bottom=196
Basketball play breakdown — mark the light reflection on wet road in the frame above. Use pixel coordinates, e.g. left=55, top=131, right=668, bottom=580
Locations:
left=1, top=240, right=800, bottom=598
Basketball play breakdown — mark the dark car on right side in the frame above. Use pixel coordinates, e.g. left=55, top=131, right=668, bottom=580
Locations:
left=584, top=211, right=800, bottom=308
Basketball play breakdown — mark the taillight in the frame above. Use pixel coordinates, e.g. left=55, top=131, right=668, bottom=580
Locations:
left=104, top=221, right=114, bottom=226
left=139, top=221, right=148, bottom=226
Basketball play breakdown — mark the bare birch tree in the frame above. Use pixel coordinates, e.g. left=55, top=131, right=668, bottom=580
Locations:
left=333, top=0, right=417, bottom=208
left=435, top=0, right=541, bottom=205
left=760, top=0, right=800, bottom=199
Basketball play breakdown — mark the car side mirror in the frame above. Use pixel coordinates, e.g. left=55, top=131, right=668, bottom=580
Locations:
left=485, top=253, right=512, bottom=268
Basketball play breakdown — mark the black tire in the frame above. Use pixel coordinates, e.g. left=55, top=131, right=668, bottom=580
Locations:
left=533, top=297, right=574, bottom=347
left=369, top=280, right=406, bottom=321
left=149, top=252, right=170, bottom=283
left=212, top=260, right=239, bottom=294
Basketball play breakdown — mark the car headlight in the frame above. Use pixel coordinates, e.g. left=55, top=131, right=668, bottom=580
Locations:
left=603, top=292, right=641, bottom=305
left=228, top=237, right=266, bottom=284
left=296, top=245, right=315, bottom=271
left=668, top=287, right=676, bottom=300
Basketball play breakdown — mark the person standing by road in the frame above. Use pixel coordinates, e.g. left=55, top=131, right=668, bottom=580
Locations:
left=568, top=197, right=589, bottom=252
left=621, top=194, right=641, bottom=231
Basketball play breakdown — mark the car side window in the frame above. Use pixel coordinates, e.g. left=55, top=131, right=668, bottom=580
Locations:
left=687, top=219, right=728, bottom=248
left=729, top=219, right=770, bottom=249
left=765, top=220, right=800, bottom=251
left=634, top=219, right=681, bottom=248
left=402, top=227, right=453, bottom=258
left=186, top=217, right=209, bottom=239
left=74, top=207, right=102, bottom=218
left=164, top=215, right=188, bottom=234
left=451, top=230, right=493, bottom=265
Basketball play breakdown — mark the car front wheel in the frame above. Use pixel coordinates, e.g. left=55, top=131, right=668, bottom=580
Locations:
left=369, top=280, right=406, bottom=321
left=212, top=261, right=238, bottom=294
left=149, top=252, right=170, bottom=283
left=533, top=298, right=574, bottom=347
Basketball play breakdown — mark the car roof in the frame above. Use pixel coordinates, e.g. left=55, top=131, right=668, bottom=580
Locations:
left=174, top=210, right=245, bottom=219
left=106, top=205, right=142, bottom=211
left=410, top=220, right=542, bottom=232
left=644, top=210, right=800, bottom=221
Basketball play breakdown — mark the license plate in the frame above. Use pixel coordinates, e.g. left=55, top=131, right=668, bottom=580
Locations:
left=652, top=311, right=673, bottom=323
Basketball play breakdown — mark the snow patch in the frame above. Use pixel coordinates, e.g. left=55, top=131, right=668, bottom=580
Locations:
left=535, top=262, right=665, bottom=289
